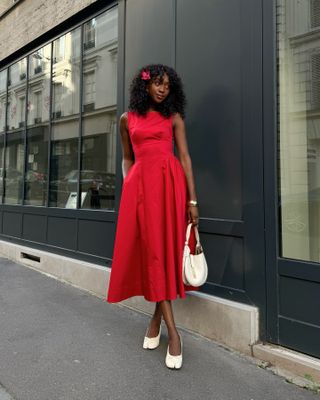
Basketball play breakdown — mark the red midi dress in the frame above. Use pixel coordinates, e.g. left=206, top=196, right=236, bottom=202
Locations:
left=106, top=110, right=197, bottom=303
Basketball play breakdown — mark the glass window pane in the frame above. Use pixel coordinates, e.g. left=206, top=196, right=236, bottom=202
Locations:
left=4, top=59, right=27, bottom=204
left=278, top=1, right=320, bottom=262
left=25, top=44, right=51, bottom=206
left=0, top=69, right=7, bottom=200
left=49, top=28, right=81, bottom=208
left=81, top=8, right=117, bottom=210
left=0, top=70, right=6, bottom=133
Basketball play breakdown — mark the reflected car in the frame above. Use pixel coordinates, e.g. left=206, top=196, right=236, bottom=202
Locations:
left=3, top=168, right=24, bottom=200
left=25, top=170, right=47, bottom=202
left=49, top=169, right=115, bottom=208
left=25, top=170, right=46, bottom=183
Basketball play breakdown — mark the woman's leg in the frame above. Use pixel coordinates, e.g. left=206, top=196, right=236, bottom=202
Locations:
left=159, top=300, right=181, bottom=355
left=146, top=301, right=162, bottom=337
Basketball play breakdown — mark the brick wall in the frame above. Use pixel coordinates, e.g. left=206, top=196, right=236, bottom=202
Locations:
left=0, top=0, right=99, bottom=61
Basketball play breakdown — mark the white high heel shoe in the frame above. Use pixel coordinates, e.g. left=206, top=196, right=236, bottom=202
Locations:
left=165, top=333, right=183, bottom=369
left=143, top=324, right=162, bottom=349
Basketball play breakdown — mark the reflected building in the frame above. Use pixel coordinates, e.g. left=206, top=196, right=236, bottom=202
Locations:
left=0, top=6, right=117, bottom=209
left=278, top=0, right=320, bottom=262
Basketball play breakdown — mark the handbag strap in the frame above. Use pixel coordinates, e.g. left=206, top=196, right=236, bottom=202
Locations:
left=185, top=223, right=202, bottom=251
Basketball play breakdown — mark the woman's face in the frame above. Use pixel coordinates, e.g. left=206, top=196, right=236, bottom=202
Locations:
left=147, top=73, right=170, bottom=104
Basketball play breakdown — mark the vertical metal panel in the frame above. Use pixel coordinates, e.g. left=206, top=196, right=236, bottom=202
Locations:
left=263, top=0, right=279, bottom=344
left=78, top=219, right=115, bottom=257
left=124, top=0, right=175, bottom=106
left=22, top=214, right=47, bottom=242
left=3, top=211, right=22, bottom=237
left=279, top=318, right=320, bottom=357
left=279, top=276, right=320, bottom=326
left=47, top=216, right=77, bottom=249
left=239, top=0, right=265, bottom=330
left=202, top=233, right=245, bottom=291
left=176, top=0, right=243, bottom=220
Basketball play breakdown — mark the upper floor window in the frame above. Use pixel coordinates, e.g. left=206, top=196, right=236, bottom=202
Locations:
left=53, top=36, right=66, bottom=64
left=84, top=19, right=96, bottom=50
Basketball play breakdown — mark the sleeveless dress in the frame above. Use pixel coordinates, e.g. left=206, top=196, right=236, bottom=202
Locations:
left=106, top=110, right=197, bottom=303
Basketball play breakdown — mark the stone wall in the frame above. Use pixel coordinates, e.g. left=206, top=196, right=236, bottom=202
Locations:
left=0, top=0, right=99, bottom=61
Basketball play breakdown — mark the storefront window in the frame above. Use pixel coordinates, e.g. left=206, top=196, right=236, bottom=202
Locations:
left=4, top=59, right=27, bottom=204
left=81, top=7, right=117, bottom=210
left=25, top=44, right=51, bottom=206
left=49, top=28, right=81, bottom=208
left=278, top=0, right=320, bottom=262
left=0, top=6, right=118, bottom=209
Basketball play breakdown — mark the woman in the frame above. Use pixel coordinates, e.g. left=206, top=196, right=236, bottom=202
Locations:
left=107, top=64, right=199, bottom=370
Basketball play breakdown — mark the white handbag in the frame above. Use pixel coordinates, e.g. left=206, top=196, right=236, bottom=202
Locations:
left=182, top=223, right=208, bottom=287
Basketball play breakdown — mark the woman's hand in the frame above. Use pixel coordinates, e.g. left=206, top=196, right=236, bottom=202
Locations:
left=188, top=205, right=199, bottom=227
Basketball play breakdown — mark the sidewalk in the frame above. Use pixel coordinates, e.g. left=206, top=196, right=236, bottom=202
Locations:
left=0, top=257, right=318, bottom=400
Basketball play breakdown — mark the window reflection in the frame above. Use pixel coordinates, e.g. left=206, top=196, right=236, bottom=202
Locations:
left=84, top=19, right=96, bottom=50
left=81, top=7, right=117, bottom=210
left=0, top=70, right=6, bottom=199
left=24, top=44, right=51, bottom=206
left=49, top=28, right=81, bottom=208
left=278, top=0, right=320, bottom=262
left=4, top=59, right=27, bottom=204
left=0, top=6, right=118, bottom=209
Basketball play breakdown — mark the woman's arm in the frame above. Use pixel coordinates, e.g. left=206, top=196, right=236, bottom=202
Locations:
left=173, top=113, right=199, bottom=226
left=119, top=112, right=134, bottom=178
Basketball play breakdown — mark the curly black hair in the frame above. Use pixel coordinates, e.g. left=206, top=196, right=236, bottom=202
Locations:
left=128, top=64, right=186, bottom=119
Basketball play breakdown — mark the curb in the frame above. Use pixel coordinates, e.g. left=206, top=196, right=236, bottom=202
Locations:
left=252, top=343, right=320, bottom=391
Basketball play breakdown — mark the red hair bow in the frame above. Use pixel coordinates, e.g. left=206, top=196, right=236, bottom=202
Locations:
left=141, top=70, right=151, bottom=80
